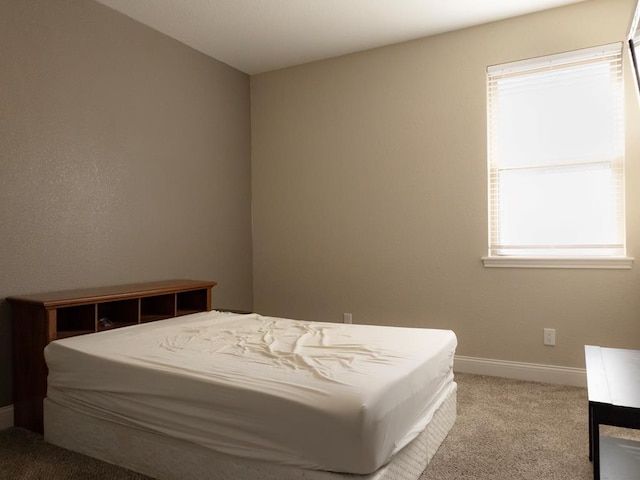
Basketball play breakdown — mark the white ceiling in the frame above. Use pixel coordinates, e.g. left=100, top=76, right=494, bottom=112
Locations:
left=95, top=0, right=587, bottom=75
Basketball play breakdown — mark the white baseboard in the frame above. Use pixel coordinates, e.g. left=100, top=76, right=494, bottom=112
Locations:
left=454, top=355, right=586, bottom=387
left=0, top=404, right=13, bottom=430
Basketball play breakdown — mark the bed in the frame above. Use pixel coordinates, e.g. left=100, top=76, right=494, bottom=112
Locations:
left=43, top=311, right=457, bottom=479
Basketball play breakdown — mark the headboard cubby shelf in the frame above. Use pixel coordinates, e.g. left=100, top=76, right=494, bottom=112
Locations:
left=7, top=279, right=217, bottom=433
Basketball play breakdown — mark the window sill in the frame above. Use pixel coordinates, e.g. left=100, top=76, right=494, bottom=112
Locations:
left=481, top=256, right=634, bottom=269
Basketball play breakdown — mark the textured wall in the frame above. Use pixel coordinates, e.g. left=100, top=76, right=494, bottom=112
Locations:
left=0, top=0, right=252, bottom=407
left=251, top=0, right=640, bottom=369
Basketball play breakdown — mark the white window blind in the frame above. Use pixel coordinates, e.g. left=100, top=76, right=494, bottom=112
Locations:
left=487, top=44, right=625, bottom=259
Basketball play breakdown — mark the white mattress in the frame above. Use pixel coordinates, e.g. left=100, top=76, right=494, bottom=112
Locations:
left=44, top=383, right=457, bottom=480
left=44, top=311, right=457, bottom=475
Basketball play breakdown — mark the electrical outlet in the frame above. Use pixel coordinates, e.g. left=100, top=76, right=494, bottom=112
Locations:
left=343, top=313, right=353, bottom=324
left=543, top=328, right=556, bottom=346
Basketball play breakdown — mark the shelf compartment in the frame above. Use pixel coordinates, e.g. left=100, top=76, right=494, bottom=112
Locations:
left=56, top=304, right=96, bottom=339
left=177, top=289, right=208, bottom=316
left=56, top=329, right=95, bottom=339
left=601, top=436, right=640, bottom=480
left=97, top=299, right=139, bottom=331
left=141, top=294, right=176, bottom=323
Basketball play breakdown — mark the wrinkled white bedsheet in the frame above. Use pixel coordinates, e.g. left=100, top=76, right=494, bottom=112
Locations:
left=45, top=311, right=457, bottom=474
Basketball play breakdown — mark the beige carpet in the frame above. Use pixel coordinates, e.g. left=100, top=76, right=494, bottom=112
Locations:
left=1, top=373, right=634, bottom=479
left=424, top=373, right=639, bottom=480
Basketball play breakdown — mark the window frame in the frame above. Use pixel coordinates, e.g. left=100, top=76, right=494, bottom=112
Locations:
left=483, top=44, right=633, bottom=269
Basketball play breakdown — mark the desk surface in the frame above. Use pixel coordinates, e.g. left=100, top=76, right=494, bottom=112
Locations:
left=585, top=345, right=640, bottom=408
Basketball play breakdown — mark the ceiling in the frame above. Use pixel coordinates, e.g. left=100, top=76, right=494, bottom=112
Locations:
left=95, top=0, right=587, bottom=75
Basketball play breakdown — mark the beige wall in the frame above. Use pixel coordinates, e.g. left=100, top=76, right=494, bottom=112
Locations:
left=252, top=0, right=640, bottom=369
left=0, top=0, right=253, bottom=406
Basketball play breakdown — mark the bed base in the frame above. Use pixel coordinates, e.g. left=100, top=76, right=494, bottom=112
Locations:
left=44, top=383, right=456, bottom=480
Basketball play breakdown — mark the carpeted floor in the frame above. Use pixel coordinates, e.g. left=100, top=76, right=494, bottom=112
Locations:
left=423, top=373, right=629, bottom=480
left=1, top=373, right=636, bottom=479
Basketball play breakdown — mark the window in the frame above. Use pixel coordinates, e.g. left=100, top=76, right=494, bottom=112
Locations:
left=484, top=44, right=631, bottom=268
